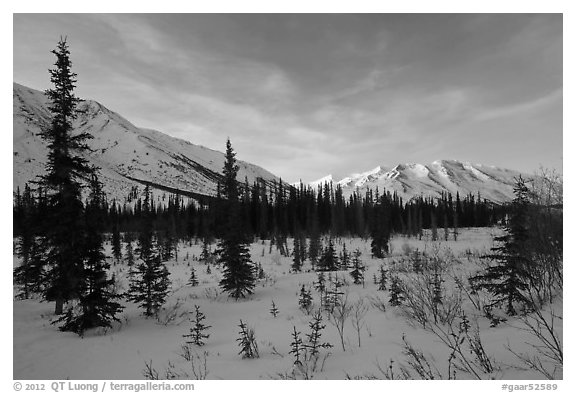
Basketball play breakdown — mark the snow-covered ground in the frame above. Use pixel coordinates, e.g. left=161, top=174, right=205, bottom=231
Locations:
left=13, top=227, right=562, bottom=380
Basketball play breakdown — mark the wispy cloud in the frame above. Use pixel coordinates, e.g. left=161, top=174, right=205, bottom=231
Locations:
left=474, top=89, right=562, bottom=122
left=13, top=14, right=562, bottom=182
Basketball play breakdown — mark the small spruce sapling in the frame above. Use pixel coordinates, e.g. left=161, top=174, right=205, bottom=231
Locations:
left=289, top=326, right=304, bottom=366
left=314, top=272, right=326, bottom=293
left=237, top=319, right=259, bottom=359
left=199, top=239, right=211, bottom=264
left=340, top=243, right=351, bottom=270
left=298, top=285, right=313, bottom=314
left=349, top=249, right=365, bottom=285
left=188, top=267, right=199, bottom=287
left=270, top=300, right=279, bottom=318
left=183, top=305, right=211, bottom=346
left=304, top=310, right=333, bottom=361
left=389, top=275, right=404, bottom=306
left=377, top=265, right=388, bottom=291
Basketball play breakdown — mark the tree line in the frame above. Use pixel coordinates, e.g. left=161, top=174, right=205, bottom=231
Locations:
left=14, top=179, right=508, bottom=246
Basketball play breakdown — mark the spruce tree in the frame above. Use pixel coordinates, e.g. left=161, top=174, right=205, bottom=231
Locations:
left=14, top=238, right=45, bottom=299
left=14, top=185, right=45, bottom=298
left=127, top=186, right=171, bottom=316
left=217, top=139, right=256, bottom=299
left=112, top=223, right=122, bottom=263
left=349, top=249, right=365, bottom=285
left=317, top=239, right=338, bottom=272
left=237, top=319, right=259, bottom=358
left=371, top=195, right=391, bottom=258
left=304, top=310, right=332, bottom=359
left=377, top=265, right=388, bottom=291
left=298, top=235, right=307, bottom=263
left=270, top=300, right=279, bottom=318
left=183, top=305, right=211, bottom=346
left=188, top=267, right=199, bottom=287
left=469, top=177, right=532, bottom=316
left=124, top=240, right=135, bottom=267
left=389, top=275, right=404, bottom=306
left=443, top=209, right=450, bottom=241
left=291, top=237, right=302, bottom=272
left=55, top=174, right=124, bottom=335
left=257, top=262, right=265, bottom=279
left=314, top=272, right=326, bottom=293
left=308, top=232, right=322, bottom=268
left=289, top=326, right=304, bottom=365
left=40, top=38, right=95, bottom=315
left=340, top=242, right=351, bottom=270
left=298, top=284, right=313, bottom=313
left=199, top=239, right=211, bottom=264
left=431, top=210, right=438, bottom=241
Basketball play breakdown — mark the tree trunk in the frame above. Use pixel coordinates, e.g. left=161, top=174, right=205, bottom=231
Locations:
left=55, top=298, right=64, bottom=315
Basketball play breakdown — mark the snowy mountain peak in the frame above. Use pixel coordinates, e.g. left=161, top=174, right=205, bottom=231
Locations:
left=13, top=83, right=282, bottom=203
left=302, top=160, right=527, bottom=203
left=309, top=174, right=333, bottom=188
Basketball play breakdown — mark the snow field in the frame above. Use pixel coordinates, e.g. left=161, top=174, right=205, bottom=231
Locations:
left=13, top=227, right=561, bottom=380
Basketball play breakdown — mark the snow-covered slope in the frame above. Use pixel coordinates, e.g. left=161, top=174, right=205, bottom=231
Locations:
left=307, top=160, right=527, bottom=203
left=13, top=83, right=281, bottom=202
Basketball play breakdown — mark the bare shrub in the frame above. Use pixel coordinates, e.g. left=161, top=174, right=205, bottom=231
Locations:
left=400, top=271, right=462, bottom=328
left=352, top=298, right=369, bottom=347
left=398, top=335, right=443, bottom=379
left=367, top=294, right=387, bottom=312
left=203, top=287, right=220, bottom=301
left=180, top=345, right=210, bottom=379
left=274, top=311, right=333, bottom=380
left=507, top=289, right=563, bottom=379
left=155, top=298, right=190, bottom=326
left=327, top=292, right=352, bottom=351
left=143, top=347, right=209, bottom=380
left=422, top=313, right=498, bottom=379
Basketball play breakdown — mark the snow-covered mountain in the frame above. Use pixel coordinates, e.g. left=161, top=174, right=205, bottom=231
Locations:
left=13, top=82, right=281, bottom=202
left=304, top=160, right=528, bottom=203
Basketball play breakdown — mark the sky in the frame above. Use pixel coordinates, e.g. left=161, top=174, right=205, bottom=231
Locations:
left=13, top=13, right=562, bottom=183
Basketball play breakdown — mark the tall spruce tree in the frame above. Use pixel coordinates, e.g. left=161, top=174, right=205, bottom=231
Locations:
left=469, top=177, right=532, bottom=316
left=291, top=237, right=303, bottom=272
left=217, top=139, right=256, bottom=299
left=127, top=185, right=171, bottom=316
left=40, top=38, right=95, bottom=315
left=55, top=174, right=124, bottom=335
left=308, top=232, right=322, bottom=268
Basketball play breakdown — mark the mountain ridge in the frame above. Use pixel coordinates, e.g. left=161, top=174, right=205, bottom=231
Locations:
left=13, top=82, right=281, bottom=203
left=14, top=82, right=528, bottom=204
left=297, top=159, right=527, bottom=203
